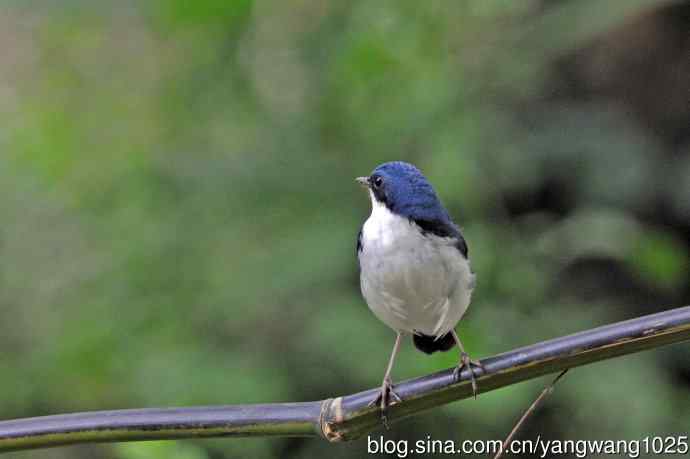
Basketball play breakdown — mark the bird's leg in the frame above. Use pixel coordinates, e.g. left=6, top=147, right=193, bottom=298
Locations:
left=368, top=332, right=403, bottom=428
left=451, top=329, right=484, bottom=398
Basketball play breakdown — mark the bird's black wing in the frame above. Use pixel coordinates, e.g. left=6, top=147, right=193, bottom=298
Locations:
left=356, top=227, right=363, bottom=254
left=412, top=218, right=468, bottom=258
left=454, top=232, right=468, bottom=258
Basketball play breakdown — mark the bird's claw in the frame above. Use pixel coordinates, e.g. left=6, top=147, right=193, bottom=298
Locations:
left=368, top=377, right=402, bottom=429
left=453, top=352, right=484, bottom=399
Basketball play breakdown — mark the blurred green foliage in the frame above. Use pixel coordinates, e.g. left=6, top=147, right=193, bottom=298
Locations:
left=1, top=1, right=688, bottom=458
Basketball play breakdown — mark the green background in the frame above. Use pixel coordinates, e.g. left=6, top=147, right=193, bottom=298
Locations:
left=1, top=1, right=688, bottom=458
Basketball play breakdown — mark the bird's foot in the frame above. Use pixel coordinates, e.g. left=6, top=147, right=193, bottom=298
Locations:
left=453, top=352, right=484, bottom=398
left=367, top=376, right=402, bottom=429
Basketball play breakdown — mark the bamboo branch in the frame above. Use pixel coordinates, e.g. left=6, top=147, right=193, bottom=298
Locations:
left=1, top=305, right=689, bottom=453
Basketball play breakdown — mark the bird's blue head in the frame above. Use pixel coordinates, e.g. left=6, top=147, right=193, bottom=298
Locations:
left=356, top=161, right=451, bottom=223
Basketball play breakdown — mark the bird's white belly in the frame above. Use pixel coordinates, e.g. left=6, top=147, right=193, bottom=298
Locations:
left=358, top=204, right=474, bottom=337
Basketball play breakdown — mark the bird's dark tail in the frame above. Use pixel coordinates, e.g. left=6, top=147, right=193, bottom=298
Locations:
left=413, top=332, right=455, bottom=354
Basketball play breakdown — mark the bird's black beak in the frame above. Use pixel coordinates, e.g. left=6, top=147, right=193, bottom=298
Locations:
left=355, top=176, right=370, bottom=188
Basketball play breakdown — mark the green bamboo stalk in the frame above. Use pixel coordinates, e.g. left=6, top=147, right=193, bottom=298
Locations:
left=1, top=306, right=689, bottom=452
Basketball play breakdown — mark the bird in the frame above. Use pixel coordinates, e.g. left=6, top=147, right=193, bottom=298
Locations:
left=356, top=161, right=482, bottom=423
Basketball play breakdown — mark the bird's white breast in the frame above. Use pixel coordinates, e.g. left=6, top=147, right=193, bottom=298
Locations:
left=358, top=195, right=474, bottom=337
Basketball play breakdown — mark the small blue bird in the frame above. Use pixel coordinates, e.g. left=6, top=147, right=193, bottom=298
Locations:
left=356, top=161, right=482, bottom=420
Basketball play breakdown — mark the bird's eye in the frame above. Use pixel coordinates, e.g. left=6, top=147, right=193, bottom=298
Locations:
left=372, top=176, right=383, bottom=188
